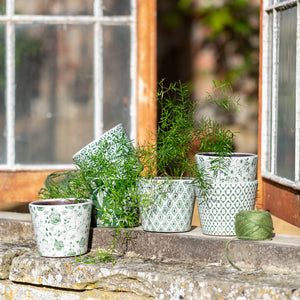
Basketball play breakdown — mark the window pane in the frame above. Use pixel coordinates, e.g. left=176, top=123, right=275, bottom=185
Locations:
left=15, top=0, right=93, bottom=15
left=103, top=26, right=131, bottom=134
left=15, top=25, right=94, bottom=164
left=103, top=0, right=131, bottom=16
left=276, top=8, right=296, bottom=180
left=0, top=25, right=5, bottom=163
left=0, top=0, right=5, bottom=15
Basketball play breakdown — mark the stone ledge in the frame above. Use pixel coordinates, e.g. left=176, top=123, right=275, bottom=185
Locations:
left=8, top=250, right=300, bottom=300
left=0, top=218, right=300, bottom=273
left=90, top=226, right=300, bottom=273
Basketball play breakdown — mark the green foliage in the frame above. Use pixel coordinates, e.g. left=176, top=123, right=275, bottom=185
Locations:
left=76, top=135, right=142, bottom=228
left=138, top=80, right=195, bottom=179
left=72, top=248, right=114, bottom=265
left=206, top=80, right=240, bottom=113
left=138, top=79, right=237, bottom=180
left=39, top=170, right=89, bottom=200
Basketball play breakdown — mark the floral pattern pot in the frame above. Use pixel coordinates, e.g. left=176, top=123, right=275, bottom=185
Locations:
left=196, top=181, right=258, bottom=236
left=195, top=153, right=258, bottom=183
left=139, top=178, right=195, bottom=232
left=29, top=198, right=93, bottom=257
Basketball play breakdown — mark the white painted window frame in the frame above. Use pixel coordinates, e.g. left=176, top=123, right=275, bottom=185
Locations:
left=261, top=0, right=300, bottom=189
left=0, top=0, right=137, bottom=171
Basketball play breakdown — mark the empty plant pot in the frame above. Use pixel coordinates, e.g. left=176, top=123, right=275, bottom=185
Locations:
left=72, top=123, right=135, bottom=171
left=195, top=153, right=258, bottom=183
left=196, top=181, right=258, bottom=236
left=29, top=198, right=93, bottom=257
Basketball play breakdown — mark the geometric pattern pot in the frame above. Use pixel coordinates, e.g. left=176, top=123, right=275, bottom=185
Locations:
left=195, top=152, right=258, bottom=183
left=139, top=178, right=195, bottom=232
left=29, top=199, right=93, bottom=257
left=196, top=181, right=258, bottom=236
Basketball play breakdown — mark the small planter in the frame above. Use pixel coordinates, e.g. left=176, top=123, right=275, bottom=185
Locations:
left=139, top=178, right=195, bottom=232
left=72, top=123, right=134, bottom=170
left=72, top=123, right=140, bottom=228
left=195, top=152, right=258, bottom=236
left=196, top=181, right=258, bottom=236
left=92, top=179, right=139, bottom=227
left=195, top=153, right=258, bottom=182
left=29, top=198, right=93, bottom=257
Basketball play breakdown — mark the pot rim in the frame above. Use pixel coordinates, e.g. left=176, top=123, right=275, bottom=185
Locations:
left=29, top=198, right=92, bottom=207
left=195, top=152, right=258, bottom=158
left=72, top=123, right=124, bottom=160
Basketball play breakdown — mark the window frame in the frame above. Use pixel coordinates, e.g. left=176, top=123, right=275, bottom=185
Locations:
left=0, top=0, right=157, bottom=203
left=259, top=0, right=300, bottom=227
left=261, top=0, right=300, bottom=189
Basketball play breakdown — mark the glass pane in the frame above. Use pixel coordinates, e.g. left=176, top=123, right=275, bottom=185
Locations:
left=103, top=26, right=131, bottom=134
left=15, top=0, right=93, bottom=15
left=0, top=0, right=5, bottom=15
left=276, top=8, right=296, bottom=180
left=103, top=0, right=131, bottom=16
left=15, top=24, right=94, bottom=164
left=266, top=12, right=273, bottom=172
left=0, top=25, right=5, bottom=163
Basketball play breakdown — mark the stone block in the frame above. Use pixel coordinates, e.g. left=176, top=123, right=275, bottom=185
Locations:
left=9, top=250, right=300, bottom=299
left=0, top=280, right=147, bottom=299
left=0, top=242, right=36, bottom=279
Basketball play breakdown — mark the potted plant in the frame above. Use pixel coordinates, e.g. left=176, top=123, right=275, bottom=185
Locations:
left=30, top=171, right=93, bottom=257
left=75, top=138, right=142, bottom=228
left=194, top=81, right=258, bottom=236
left=138, top=80, right=203, bottom=233
left=72, top=124, right=141, bottom=228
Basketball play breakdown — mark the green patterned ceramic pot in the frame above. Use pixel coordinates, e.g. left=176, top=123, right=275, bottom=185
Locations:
left=195, top=153, right=258, bottom=183
left=92, top=179, right=139, bottom=228
left=196, top=181, right=258, bottom=236
left=29, top=199, right=92, bottom=257
left=139, top=178, right=195, bottom=232
left=72, top=123, right=136, bottom=172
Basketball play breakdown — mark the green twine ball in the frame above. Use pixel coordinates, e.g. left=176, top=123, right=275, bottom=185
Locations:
left=235, top=210, right=274, bottom=241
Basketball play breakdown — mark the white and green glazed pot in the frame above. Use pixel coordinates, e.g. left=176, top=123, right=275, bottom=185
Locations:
left=195, top=153, right=258, bottom=183
left=92, top=179, right=139, bottom=228
left=139, top=178, right=195, bottom=232
left=72, top=123, right=133, bottom=169
left=196, top=181, right=258, bottom=236
left=29, top=198, right=93, bottom=257
left=72, top=123, right=140, bottom=228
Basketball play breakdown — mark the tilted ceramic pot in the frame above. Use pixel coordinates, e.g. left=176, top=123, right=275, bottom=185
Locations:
left=72, top=123, right=135, bottom=171
left=196, top=181, right=258, bottom=236
left=29, top=198, right=92, bottom=257
left=139, top=178, right=195, bottom=232
left=195, top=152, right=258, bottom=183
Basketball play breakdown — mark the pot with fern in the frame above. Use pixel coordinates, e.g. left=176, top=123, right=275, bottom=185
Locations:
left=138, top=81, right=198, bottom=233
left=194, top=81, right=258, bottom=236
left=72, top=124, right=141, bottom=228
